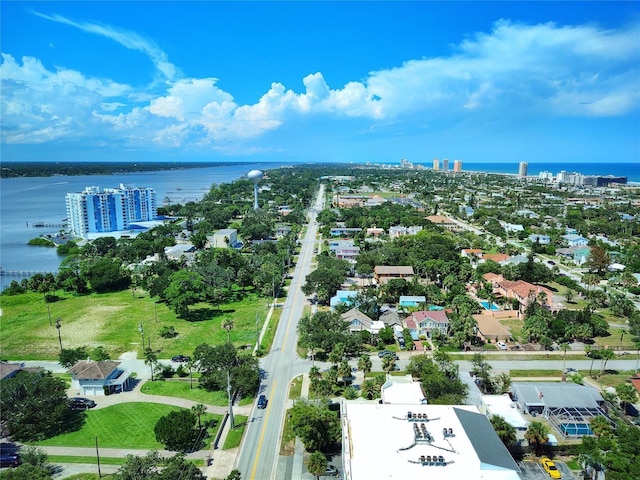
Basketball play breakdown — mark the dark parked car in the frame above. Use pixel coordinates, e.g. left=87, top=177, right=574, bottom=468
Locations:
left=68, top=397, right=97, bottom=410
left=623, top=402, right=639, bottom=417
left=0, top=453, right=20, bottom=468
left=321, top=464, right=339, bottom=476
left=257, top=394, right=268, bottom=409
left=171, top=355, right=191, bottom=363
left=378, top=350, right=398, bottom=359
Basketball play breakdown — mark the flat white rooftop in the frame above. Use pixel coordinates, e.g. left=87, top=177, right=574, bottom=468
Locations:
left=341, top=402, right=521, bottom=480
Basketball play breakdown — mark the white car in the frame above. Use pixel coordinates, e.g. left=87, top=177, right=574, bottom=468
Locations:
left=496, top=341, right=508, bottom=350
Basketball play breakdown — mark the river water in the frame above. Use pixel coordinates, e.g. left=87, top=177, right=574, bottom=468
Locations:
left=0, top=162, right=280, bottom=290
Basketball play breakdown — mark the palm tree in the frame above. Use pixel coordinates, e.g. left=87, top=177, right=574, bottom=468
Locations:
left=525, top=421, right=549, bottom=456
left=357, top=355, right=372, bottom=375
left=191, top=403, right=207, bottom=428
left=616, top=382, right=638, bottom=410
left=361, top=379, right=378, bottom=400
left=382, top=355, right=396, bottom=374
left=222, top=318, right=234, bottom=343
left=338, top=360, right=352, bottom=385
left=490, top=415, right=517, bottom=447
left=307, top=451, right=328, bottom=480
left=144, top=347, right=157, bottom=381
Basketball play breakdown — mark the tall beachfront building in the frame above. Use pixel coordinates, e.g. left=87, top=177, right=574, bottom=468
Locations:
left=432, top=158, right=440, bottom=171
left=66, top=184, right=157, bottom=237
left=442, top=158, right=449, bottom=172
left=453, top=159, right=462, bottom=173
left=518, top=162, right=528, bottom=178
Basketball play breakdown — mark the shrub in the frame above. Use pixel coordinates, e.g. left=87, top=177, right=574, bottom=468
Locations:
left=160, top=326, right=179, bottom=338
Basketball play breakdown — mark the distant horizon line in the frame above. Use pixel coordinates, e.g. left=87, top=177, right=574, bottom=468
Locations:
left=1, top=160, right=637, bottom=165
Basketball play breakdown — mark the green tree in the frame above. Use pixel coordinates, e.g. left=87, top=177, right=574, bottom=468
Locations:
left=289, top=400, right=341, bottom=452
left=0, top=371, right=82, bottom=441
left=616, top=382, right=638, bottom=410
left=490, top=415, right=517, bottom=447
left=191, top=403, right=207, bottom=428
left=361, top=379, right=379, bottom=400
left=83, top=257, right=130, bottom=293
left=589, top=415, right=613, bottom=439
left=58, top=347, right=88, bottom=369
left=144, top=347, right=158, bottom=381
left=164, top=270, right=205, bottom=317
left=307, top=451, right=328, bottom=479
left=154, top=409, right=200, bottom=452
left=113, top=451, right=205, bottom=480
left=222, top=317, right=234, bottom=343
left=382, top=354, right=396, bottom=373
left=224, top=470, right=242, bottom=480
left=357, top=355, right=372, bottom=375
left=525, top=421, right=549, bottom=456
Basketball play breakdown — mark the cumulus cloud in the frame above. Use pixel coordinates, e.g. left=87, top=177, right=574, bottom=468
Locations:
left=1, top=17, right=638, bottom=150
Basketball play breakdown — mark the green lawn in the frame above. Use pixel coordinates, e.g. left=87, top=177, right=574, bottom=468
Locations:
left=1, top=290, right=268, bottom=360
left=223, top=415, right=248, bottom=450
left=141, top=379, right=229, bottom=406
left=33, top=402, right=220, bottom=450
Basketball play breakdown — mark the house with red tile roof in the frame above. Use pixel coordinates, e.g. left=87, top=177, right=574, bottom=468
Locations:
left=482, top=273, right=556, bottom=313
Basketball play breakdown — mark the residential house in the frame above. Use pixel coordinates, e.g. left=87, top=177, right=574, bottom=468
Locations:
left=478, top=394, right=529, bottom=437
left=425, top=215, right=458, bottom=231
left=330, top=227, right=362, bottom=237
left=516, top=209, right=539, bottom=219
left=403, top=310, right=449, bottom=339
left=164, top=243, right=197, bottom=262
left=0, top=362, right=22, bottom=380
left=366, top=227, right=385, bottom=237
left=389, top=225, right=423, bottom=239
left=341, top=308, right=385, bottom=334
left=483, top=273, right=556, bottom=313
left=562, top=234, right=589, bottom=247
left=207, top=228, right=238, bottom=248
left=399, top=296, right=426, bottom=308
left=528, top=234, right=551, bottom=245
left=501, top=222, right=524, bottom=234
left=481, top=253, right=511, bottom=265
left=461, top=249, right=483, bottom=260
left=374, top=266, right=414, bottom=285
left=380, top=374, right=427, bottom=404
left=68, top=360, right=133, bottom=396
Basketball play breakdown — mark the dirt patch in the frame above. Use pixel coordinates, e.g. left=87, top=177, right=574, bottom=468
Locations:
left=55, top=305, right=126, bottom=347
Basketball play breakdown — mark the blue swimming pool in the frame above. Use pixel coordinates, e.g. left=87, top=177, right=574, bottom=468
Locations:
left=561, top=423, right=592, bottom=436
left=479, top=301, right=500, bottom=311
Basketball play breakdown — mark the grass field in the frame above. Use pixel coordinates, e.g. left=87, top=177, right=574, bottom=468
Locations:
left=141, top=379, right=229, bottom=406
left=33, top=402, right=221, bottom=450
left=223, top=415, right=248, bottom=450
left=1, top=290, right=270, bottom=360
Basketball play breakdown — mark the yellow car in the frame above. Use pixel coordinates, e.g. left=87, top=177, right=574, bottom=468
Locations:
left=540, top=457, right=561, bottom=479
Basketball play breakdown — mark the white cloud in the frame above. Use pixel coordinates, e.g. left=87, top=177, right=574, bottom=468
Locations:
left=2, top=18, right=638, bottom=150
left=31, top=11, right=180, bottom=81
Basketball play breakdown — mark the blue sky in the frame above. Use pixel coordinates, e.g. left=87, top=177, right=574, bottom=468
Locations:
left=1, top=2, right=639, bottom=165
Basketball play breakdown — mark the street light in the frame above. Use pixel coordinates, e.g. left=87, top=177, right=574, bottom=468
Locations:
left=55, top=318, right=63, bottom=351
left=138, top=322, right=145, bottom=349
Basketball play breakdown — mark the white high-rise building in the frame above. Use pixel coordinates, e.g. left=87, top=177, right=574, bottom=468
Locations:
left=432, top=158, right=440, bottom=171
left=518, top=162, right=528, bottom=178
left=66, top=184, right=157, bottom=237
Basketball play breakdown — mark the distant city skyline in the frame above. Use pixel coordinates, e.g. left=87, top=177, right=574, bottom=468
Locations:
left=1, top=2, right=639, bottom=164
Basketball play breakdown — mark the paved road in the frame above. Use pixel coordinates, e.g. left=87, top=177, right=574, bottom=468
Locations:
left=236, top=185, right=325, bottom=480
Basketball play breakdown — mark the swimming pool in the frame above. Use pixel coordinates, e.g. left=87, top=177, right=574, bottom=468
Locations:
left=479, top=301, right=500, bottom=311
left=561, top=423, right=592, bottom=436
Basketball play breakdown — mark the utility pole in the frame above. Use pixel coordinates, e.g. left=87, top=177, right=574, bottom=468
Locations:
left=138, top=322, right=145, bottom=349
left=47, top=304, right=52, bottom=326
left=95, top=436, right=102, bottom=478
left=227, top=370, right=235, bottom=429
left=55, top=318, right=63, bottom=351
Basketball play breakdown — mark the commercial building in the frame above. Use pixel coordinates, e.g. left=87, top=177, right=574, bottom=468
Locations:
left=66, top=184, right=156, bottom=237
left=432, top=158, right=440, bottom=171
left=453, top=159, right=462, bottom=173
left=340, top=402, right=522, bottom=480
left=442, top=158, right=449, bottom=172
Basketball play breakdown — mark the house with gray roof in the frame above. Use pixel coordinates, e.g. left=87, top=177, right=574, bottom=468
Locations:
left=68, top=360, right=133, bottom=396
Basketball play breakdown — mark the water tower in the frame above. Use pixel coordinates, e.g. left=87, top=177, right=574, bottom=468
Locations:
left=247, top=169, right=264, bottom=210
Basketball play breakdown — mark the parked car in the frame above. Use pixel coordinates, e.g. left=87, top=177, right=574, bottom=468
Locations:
left=623, top=402, right=639, bottom=417
left=171, top=355, right=191, bottom=363
left=378, top=350, right=398, bottom=359
left=540, top=457, right=561, bottom=479
left=68, top=397, right=97, bottom=410
left=257, top=394, right=268, bottom=409
left=321, top=464, right=339, bottom=476
left=0, top=453, right=20, bottom=468
left=496, top=341, right=508, bottom=350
